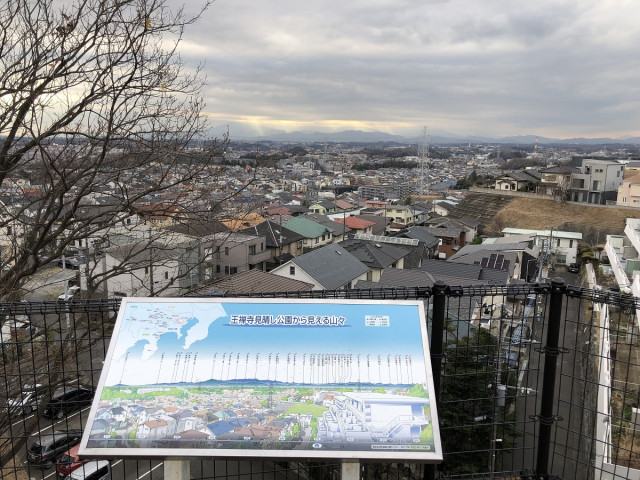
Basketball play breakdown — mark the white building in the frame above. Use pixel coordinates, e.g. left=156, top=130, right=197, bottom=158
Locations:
left=501, top=228, right=582, bottom=265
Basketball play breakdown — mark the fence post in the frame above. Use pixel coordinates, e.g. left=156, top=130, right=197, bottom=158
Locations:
left=536, top=277, right=566, bottom=478
left=425, top=280, right=447, bottom=480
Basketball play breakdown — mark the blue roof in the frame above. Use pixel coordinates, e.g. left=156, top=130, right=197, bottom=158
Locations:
left=207, top=421, right=235, bottom=436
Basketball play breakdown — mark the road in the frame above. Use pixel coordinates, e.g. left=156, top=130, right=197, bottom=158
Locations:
left=499, top=268, right=594, bottom=479
left=22, top=265, right=77, bottom=302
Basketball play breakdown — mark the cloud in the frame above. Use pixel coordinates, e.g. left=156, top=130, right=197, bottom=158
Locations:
left=175, top=0, right=640, bottom=138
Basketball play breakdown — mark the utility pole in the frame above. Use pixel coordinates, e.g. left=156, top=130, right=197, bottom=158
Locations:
left=419, top=126, right=430, bottom=196
left=148, top=229, right=154, bottom=296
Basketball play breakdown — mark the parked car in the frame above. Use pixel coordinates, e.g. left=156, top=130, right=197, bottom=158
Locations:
left=7, top=383, right=45, bottom=416
left=43, top=385, right=95, bottom=419
left=56, top=444, right=87, bottom=478
left=567, top=263, right=580, bottom=273
left=27, top=429, right=83, bottom=469
left=57, top=258, right=80, bottom=270
left=1, top=318, right=38, bottom=341
left=58, top=285, right=81, bottom=301
left=64, top=460, right=111, bottom=480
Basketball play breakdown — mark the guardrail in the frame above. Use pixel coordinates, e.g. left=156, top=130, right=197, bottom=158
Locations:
left=1, top=281, right=638, bottom=479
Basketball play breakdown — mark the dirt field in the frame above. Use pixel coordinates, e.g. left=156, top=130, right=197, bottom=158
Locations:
left=488, top=198, right=640, bottom=234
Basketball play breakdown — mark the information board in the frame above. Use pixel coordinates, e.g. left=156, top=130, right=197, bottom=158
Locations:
left=79, top=298, right=442, bottom=462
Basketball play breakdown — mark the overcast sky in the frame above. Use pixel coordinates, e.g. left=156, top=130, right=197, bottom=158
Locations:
left=176, top=0, right=640, bottom=139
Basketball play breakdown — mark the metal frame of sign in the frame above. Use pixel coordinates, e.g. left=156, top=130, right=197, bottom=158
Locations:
left=79, top=297, right=442, bottom=462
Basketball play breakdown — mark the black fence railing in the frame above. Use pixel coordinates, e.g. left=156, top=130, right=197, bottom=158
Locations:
left=0, top=280, right=638, bottom=479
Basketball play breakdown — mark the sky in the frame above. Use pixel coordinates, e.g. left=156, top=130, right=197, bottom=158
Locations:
left=175, top=0, right=640, bottom=140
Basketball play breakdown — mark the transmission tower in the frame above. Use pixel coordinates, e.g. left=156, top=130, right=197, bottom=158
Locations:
left=419, top=127, right=430, bottom=195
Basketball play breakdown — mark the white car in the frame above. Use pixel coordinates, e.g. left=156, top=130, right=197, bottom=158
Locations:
left=1, top=319, right=38, bottom=343
left=64, top=460, right=111, bottom=480
left=7, top=384, right=44, bottom=416
left=58, top=286, right=81, bottom=301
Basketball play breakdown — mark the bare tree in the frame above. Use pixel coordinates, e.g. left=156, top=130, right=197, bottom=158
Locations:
left=0, top=0, right=251, bottom=299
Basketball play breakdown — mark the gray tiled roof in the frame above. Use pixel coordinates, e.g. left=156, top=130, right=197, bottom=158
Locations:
left=292, top=244, right=369, bottom=290
left=239, top=220, right=304, bottom=248
left=418, top=259, right=509, bottom=285
left=403, top=226, right=440, bottom=248
left=378, top=268, right=436, bottom=287
left=339, top=239, right=409, bottom=269
left=209, top=270, right=314, bottom=295
left=448, top=242, right=530, bottom=261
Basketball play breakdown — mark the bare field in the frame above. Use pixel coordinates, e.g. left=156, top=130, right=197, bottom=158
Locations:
left=489, top=198, right=640, bottom=233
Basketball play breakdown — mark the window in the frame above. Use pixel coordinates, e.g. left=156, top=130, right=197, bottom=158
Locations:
left=290, top=266, right=295, bottom=275
left=366, top=271, right=373, bottom=281
left=144, top=267, right=149, bottom=274
left=6, top=226, right=11, bottom=235
left=249, top=245, right=256, bottom=255
left=297, top=240, right=303, bottom=248
left=444, top=239, right=452, bottom=245
left=224, top=266, right=229, bottom=274
left=164, top=272, right=169, bottom=280
left=261, top=242, right=264, bottom=251
left=593, top=180, right=602, bottom=190
left=230, top=267, right=237, bottom=275
left=225, top=247, right=229, bottom=256
left=216, top=265, right=220, bottom=273
left=569, top=240, right=573, bottom=248
left=315, top=238, right=319, bottom=244
left=322, top=234, right=326, bottom=241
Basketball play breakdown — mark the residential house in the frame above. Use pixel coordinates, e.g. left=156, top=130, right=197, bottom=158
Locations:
left=354, top=214, right=390, bottom=236
left=617, top=168, right=640, bottom=207
left=138, top=419, right=168, bottom=442
left=494, top=169, right=541, bottom=192
left=304, top=213, right=352, bottom=242
left=339, top=237, right=409, bottom=282
left=334, top=216, right=375, bottom=235
left=205, top=233, right=272, bottom=281
left=569, top=159, right=624, bottom=204
left=239, top=220, right=306, bottom=269
left=221, top=212, right=265, bottom=232
left=281, top=216, right=335, bottom=250
left=308, top=199, right=338, bottom=215
left=500, top=228, right=581, bottom=265
left=334, top=199, right=356, bottom=211
left=422, top=222, right=467, bottom=259
left=134, top=203, right=185, bottom=227
left=270, top=243, right=369, bottom=290
left=190, top=269, right=314, bottom=296
left=431, top=200, right=459, bottom=217
left=418, top=259, right=510, bottom=285
left=538, top=165, right=580, bottom=198
left=89, top=241, right=183, bottom=297
left=385, top=205, right=416, bottom=232
left=396, top=226, right=441, bottom=266
left=354, top=267, right=436, bottom=290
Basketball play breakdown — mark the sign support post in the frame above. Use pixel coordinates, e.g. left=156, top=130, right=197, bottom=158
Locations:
left=341, top=460, right=360, bottom=480
left=164, top=459, right=190, bottom=480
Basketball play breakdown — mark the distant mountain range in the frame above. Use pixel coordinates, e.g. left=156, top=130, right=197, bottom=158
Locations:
left=232, top=129, right=640, bottom=146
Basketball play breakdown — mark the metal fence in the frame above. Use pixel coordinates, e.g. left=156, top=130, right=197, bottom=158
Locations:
left=1, top=279, right=638, bottom=479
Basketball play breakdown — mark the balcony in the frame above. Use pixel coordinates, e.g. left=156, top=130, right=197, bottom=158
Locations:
left=0, top=275, right=639, bottom=479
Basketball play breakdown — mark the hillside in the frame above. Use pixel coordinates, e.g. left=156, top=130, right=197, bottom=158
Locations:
left=487, top=197, right=640, bottom=242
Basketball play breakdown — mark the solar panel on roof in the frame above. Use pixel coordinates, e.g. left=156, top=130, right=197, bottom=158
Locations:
left=503, top=260, right=510, bottom=271
left=496, top=254, right=505, bottom=269
left=353, top=233, right=418, bottom=246
left=481, top=258, right=489, bottom=267
left=488, top=253, right=498, bottom=269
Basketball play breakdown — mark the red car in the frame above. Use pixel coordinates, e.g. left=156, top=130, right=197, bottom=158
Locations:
left=55, top=444, right=87, bottom=477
